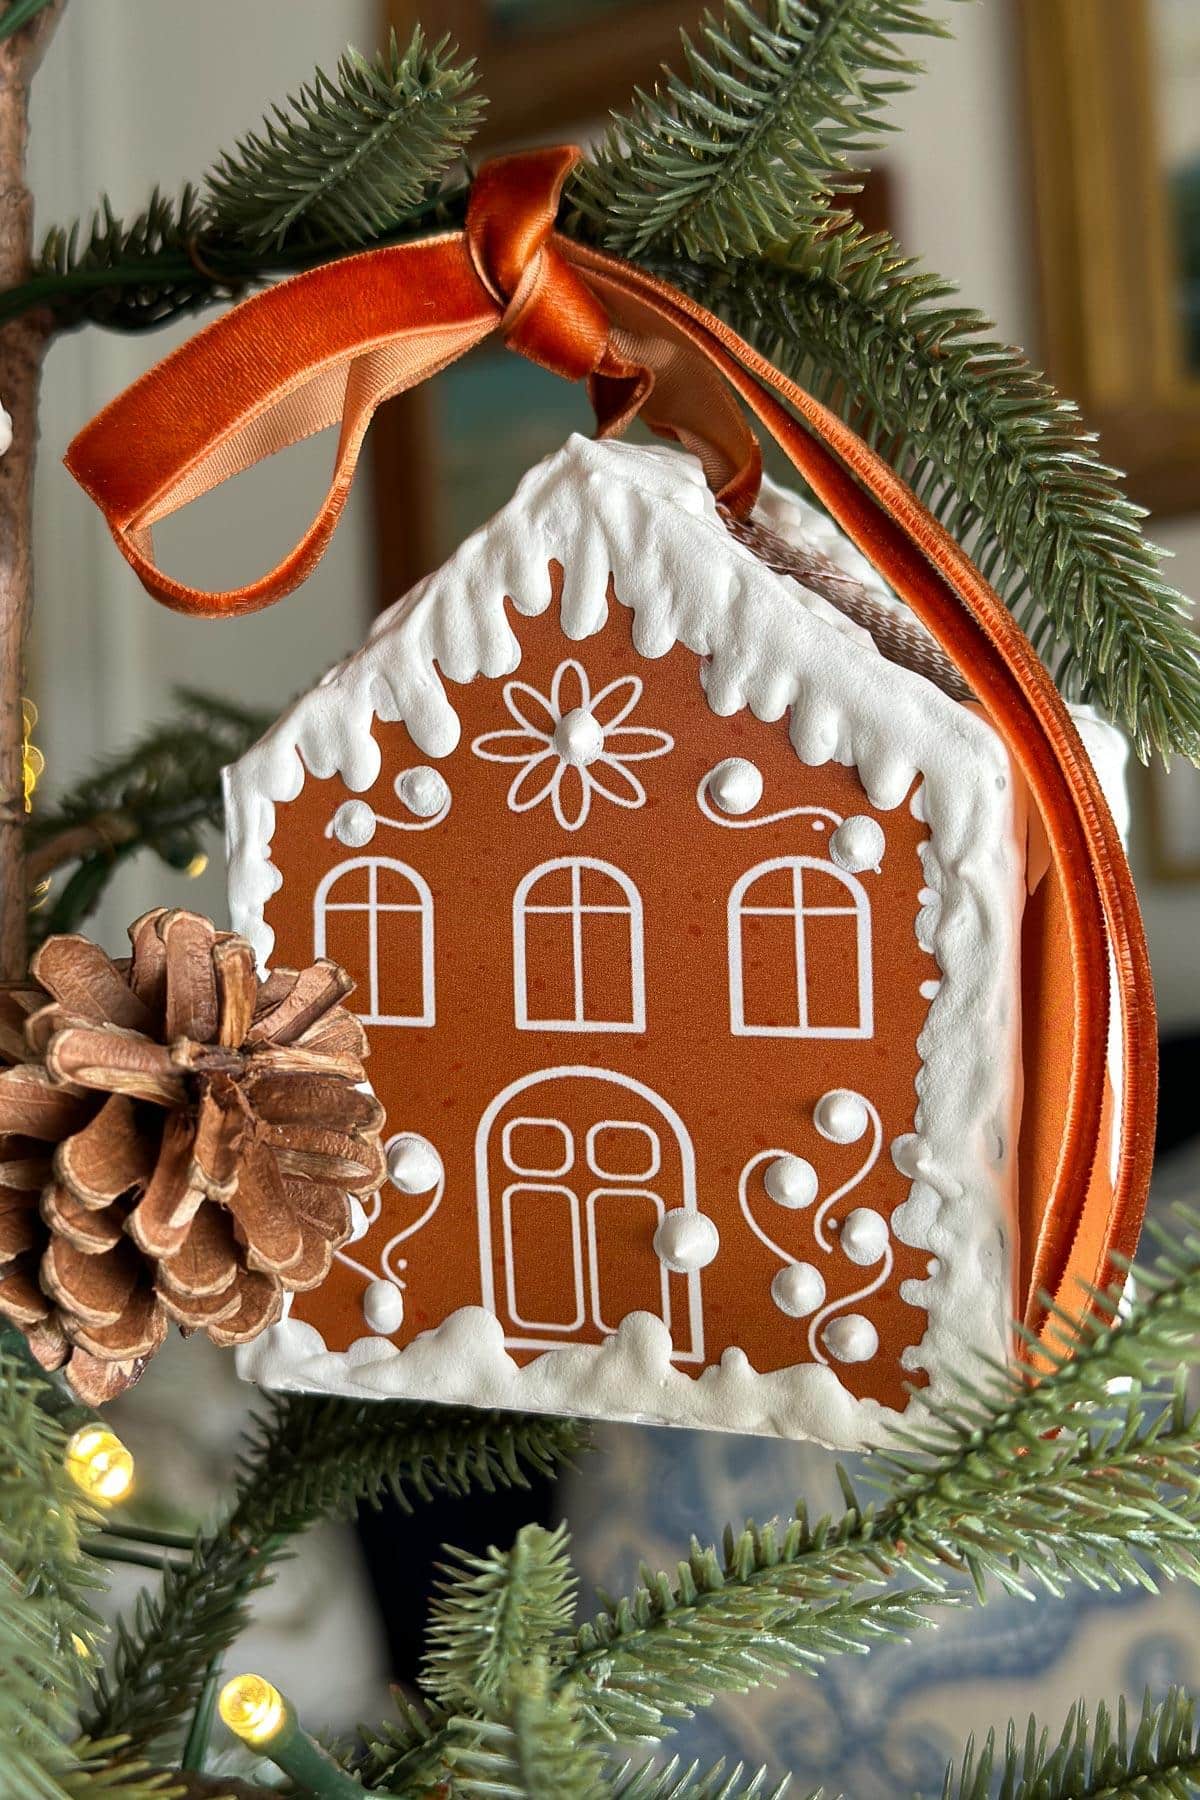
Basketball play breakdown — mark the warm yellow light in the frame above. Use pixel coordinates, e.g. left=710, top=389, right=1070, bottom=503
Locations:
left=21, top=698, right=43, bottom=812
left=185, top=851, right=209, bottom=878
left=219, top=1673, right=286, bottom=1746
left=64, top=1426, right=134, bottom=1505
left=71, top=1633, right=91, bottom=1660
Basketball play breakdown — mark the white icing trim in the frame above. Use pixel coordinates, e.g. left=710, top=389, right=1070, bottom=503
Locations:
left=227, top=435, right=1024, bottom=1449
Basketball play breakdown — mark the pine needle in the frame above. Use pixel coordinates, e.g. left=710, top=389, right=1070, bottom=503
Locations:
left=941, top=1690, right=1200, bottom=1800
left=205, top=28, right=483, bottom=252
left=423, top=1523, right=577, bottom=1709
left=572, top=0, right=949, bottom=260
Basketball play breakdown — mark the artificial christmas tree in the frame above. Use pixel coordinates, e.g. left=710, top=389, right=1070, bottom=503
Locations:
left=2, top=4, right=1200, bottom=1798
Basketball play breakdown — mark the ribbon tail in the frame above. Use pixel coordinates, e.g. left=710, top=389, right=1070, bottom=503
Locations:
left=568, top=241, right=1156, bottom=1344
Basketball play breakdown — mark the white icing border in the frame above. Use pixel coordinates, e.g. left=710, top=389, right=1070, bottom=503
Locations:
left=226, top=435, right=1025, bottom=1450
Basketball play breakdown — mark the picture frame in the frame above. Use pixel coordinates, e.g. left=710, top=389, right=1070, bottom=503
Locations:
left=1019, top=0, right=1200, bottom=517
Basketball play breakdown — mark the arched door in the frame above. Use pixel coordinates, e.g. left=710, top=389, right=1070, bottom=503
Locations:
left=475, top=1068, right=704, bottom=1364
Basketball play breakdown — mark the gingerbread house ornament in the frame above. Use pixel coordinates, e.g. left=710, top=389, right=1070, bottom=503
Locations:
left=227, top=433, right=1111, bottom=1449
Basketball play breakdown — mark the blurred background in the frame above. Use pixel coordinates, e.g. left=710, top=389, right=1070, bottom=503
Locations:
left=23, top=3, right=1200, bottom=1792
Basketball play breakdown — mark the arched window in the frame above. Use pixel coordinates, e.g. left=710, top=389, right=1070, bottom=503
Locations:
left=728, top=857, right=872, bottom=1039
left=513, top=858, right=645, bottom=1033
left=314, top=856, right=434, bottom=1027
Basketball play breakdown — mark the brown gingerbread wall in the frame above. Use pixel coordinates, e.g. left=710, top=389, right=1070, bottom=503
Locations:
left=263, top=589, right=943, bottom=1410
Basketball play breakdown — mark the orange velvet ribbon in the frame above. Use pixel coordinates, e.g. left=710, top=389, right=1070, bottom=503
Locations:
left=65, top=145, right=1157, bottom=1348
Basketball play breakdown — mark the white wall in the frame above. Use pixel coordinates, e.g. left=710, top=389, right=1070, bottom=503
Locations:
left=28, top=0, right=379, bottom=952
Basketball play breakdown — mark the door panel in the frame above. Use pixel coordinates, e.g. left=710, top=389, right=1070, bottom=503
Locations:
left=478, top=1068, right=702, bottom=1358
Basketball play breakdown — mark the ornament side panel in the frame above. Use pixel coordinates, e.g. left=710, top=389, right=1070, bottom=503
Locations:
left=227, top=436, right=1025, bottom=1447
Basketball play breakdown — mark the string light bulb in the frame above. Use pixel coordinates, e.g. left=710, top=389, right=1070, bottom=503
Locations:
left=219, top=1673, right=285, bottom=1746
left=185, top=851, right=209, bottom=878
left=64, top=1426, right=134, bottom=1505
left=21, top=697, right=43, bottom=811
left=218, top=1672, right=366, bottom=1794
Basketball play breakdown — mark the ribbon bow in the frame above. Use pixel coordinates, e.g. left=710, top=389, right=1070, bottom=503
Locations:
left=65, top=146, right=1157, bottom=1348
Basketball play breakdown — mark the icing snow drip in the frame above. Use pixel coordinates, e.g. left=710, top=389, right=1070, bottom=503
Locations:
left=227, top=435, right=1025, bottom=1449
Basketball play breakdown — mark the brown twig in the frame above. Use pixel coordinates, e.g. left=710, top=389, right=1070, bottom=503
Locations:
left=25, top=809, right=139, bottom=882
left=0, top=0, right=65, bottom=980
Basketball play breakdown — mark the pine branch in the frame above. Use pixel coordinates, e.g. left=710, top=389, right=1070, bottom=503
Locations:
left=32, top=187, right=232, bottom=334
left=423, top=1523, right=577, bottom=1710
left=0, top=0, right=58, bottom=46
left=0, top=1352, right=107, bottom=1800
left=57, top=1738, right=187, bottom=1799
left=83, top=1393, right=586, bottom=1758
left=24, top=688, right=273, bottom=941
left=570, top=0, right=946, bottom=260
left=648, top=238, right=1200, bottom=763
left=549, top=1209, right=1200, bottom=1746
left=942, top=1690, right=1200, bottom=1800
left=7, top=29, right=480, bottom=333
left=206, top=28, right=483, bottom=253
left=444, top=1657, right=608, bottom=1800
left=613, top=1758, right=802, bottom=1799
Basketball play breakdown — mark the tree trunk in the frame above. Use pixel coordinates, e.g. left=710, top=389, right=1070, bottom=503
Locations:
left=0, top=0, right=65, bottom=981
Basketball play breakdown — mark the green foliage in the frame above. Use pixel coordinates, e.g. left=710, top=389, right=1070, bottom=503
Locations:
left=8, top=27, right=480, bottom=333
left=8, top=4, right=1198, bottom=761
left=84, top=1394, right=586, bottom=1757
left=32, top=187, right=232, bottom=335
left=0, top=0, right=58, bottom=46
left=612, top=1758, right=801, bottom=1799
left=26, top=689, right=272, bottom=943
left=0, top=1352, right=106, bottom=1800
left=445, top=1657, right=607, bottom=1800
left=424, top=1523, right=577, bottom=1709
left=206, top=28, right=483, bottom=253
left=942, top=1690, right=1200, bottom=1800
left=662, top=236, right=1200, bottom=762
left=57, top=1739, right=185, bottom=1799
left=572, top=0, right=945, bottom=259
left=347, top=1207, right=1200, bottom=1794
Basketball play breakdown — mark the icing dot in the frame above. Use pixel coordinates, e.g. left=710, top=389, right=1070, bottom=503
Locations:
left=554, top=708, right=604, bottom=766
left=814, top=1089, right=870, bottom=1144
left=828, top=814, right=885, bottom=874
left=891, top=1134, right=922, bottom=1179
left=653, top=1209, right=719, bottom=1272
left=823, top=1313, right=879, bottom=1363
left=771, top=1262, right=826, bottom=1318
left=764, top=1154, right=818, bottom=1210
left=330, top=800, right=376, bottom=847
left=919, top=978, right=941, bottom=1001
left=839, top=1206, right=889, bottom=1266
left=362, top=1278, right=404, bottom=1334
left=395, top=765, right=448, bottom=817
left=708, top=757, right=763, bottom=816
left=386, top=1134, right=442, bottom=1195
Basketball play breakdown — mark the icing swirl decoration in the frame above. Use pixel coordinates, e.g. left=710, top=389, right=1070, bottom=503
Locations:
left=326, top=766, right=451, bottom=846
left=697, top=762, right=841, bottom=833
left=336, top=1131, right=446, bottom=1329
left=472, top=658, right=673, bottom=830
left=738, top=1089, right=892, bottom=1365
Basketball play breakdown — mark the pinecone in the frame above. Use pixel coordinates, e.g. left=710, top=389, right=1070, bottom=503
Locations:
left=0, top=909, right=385, bottom=1403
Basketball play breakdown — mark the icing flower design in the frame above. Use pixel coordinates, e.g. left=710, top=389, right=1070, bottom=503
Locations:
left=471, top=658, right=674, bottom=831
